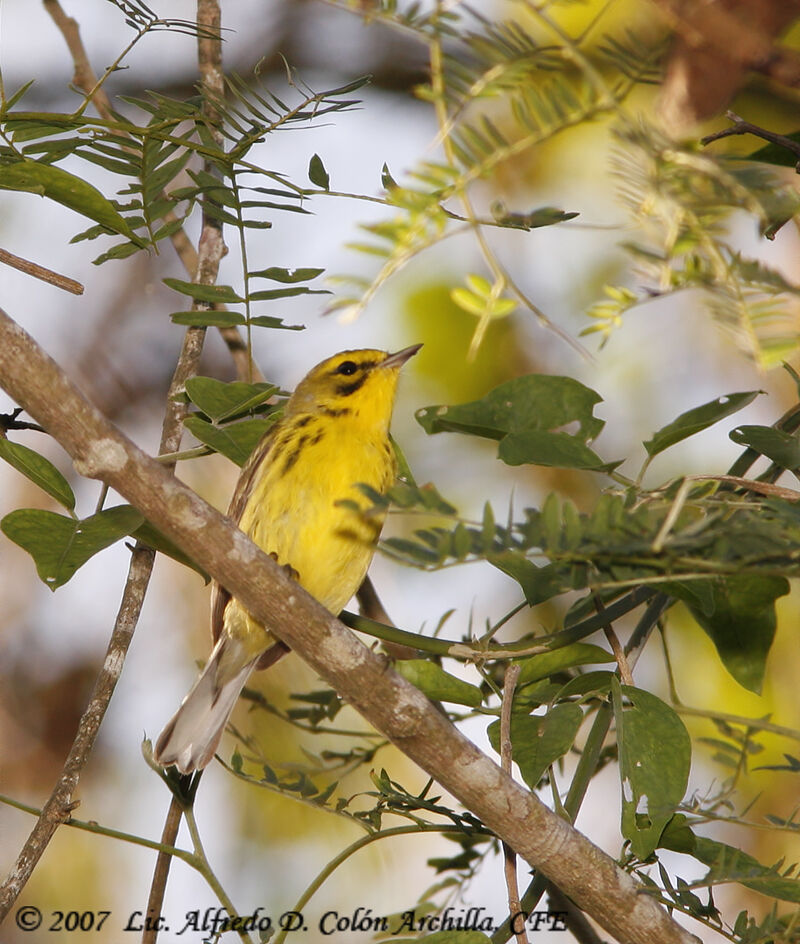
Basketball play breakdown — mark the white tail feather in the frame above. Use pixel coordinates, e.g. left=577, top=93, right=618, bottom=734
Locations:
left=155, top=638, right=257, bottom=774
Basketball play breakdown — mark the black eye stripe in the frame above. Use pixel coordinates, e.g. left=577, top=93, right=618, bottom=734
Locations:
left=335, top=374, right=369, bottom=397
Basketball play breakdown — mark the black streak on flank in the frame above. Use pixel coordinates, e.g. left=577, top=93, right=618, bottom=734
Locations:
left=281, top=433, right=308, bottom=475
left=321, top=406, right=351, bottom=417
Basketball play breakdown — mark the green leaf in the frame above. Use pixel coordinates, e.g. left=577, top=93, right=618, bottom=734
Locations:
left=499, top=430, right=618, bottom=472
left=162, top=277, right=244, bottom=304
left=491, top=202, right=579, bottom=229
left=184, top=377, right=279, bottom=422
left=1, top=505, right=143, bottom=589
left=685, top=575, right=787, bottom=693
left=248, top=286, right=330, bottom=301
left=0, top=158, right=143, bottom=243
left=487, top=703, right=583, bottom=790
left=612, top=680, right=691, bottom=860
left=4, top=79, right=35, bottom=110
left=394, top=660, right=482, bottom=707
left=132, top=521, right=209, bottom=583
left=381, top=162, right=398, bottom=190
left=689, top=836, right=800, bottom=903
left=308, top=153, right=330, bottom=190
left=0, top=438, right=75, bottom=510
left=91, top=240, right=141, bottom=265
left=729, top=424, right=800, bottom=470
left=516, top=643, right=615, bottom=686
left=170, top=310, right=246, bottom=327
left=416, top=375, right=618, bottom=471
left=247, top=315, right=305, bottom=331
left=555, top=670, right=615, bottom=700
left=249, top=266, right=324, bottom=282
left=183, top=415, right=275, bottom=466
left=643, top=391, right=761, bottom=459
left=417, top=375, right=603, bottom=440
left=487, top=552, right=567, bottom=605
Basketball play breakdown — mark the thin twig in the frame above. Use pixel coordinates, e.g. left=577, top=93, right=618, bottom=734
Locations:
left=702, top=110, right=800, bottom=165
left=0, top=544, right=156, bottom=919
left=42, top=0, right=114, bottom=119
left=594, top=595, right=634, bottom=687
left=499, top=663, right=528, bottom=944
left=0, top=247, right=83, bottom=294
left=143, top=5, right=228, bottom=939
left=141, top=798, right=183, bottom=944
left=0, top=408, right=45, bottom=434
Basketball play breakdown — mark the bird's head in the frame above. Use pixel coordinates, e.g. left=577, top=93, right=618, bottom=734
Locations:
left=287, top=345, right=421, bottom=430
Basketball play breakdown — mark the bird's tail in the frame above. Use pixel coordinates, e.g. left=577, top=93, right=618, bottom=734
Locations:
left=155, top=636, right=257, bottom=774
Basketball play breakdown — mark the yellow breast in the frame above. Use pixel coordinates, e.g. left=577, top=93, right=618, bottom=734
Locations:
left=243, top=412, right=394, bottom=611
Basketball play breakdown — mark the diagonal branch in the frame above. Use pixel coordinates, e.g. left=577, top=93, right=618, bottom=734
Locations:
left=0, top=305, right=700, bottom=944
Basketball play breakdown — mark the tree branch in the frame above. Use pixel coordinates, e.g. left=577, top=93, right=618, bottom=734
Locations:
left=0, top=305, right=700, bottom=944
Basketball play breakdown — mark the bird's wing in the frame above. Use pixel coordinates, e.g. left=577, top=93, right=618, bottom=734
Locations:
left=210, top=423, right=281, bottom=645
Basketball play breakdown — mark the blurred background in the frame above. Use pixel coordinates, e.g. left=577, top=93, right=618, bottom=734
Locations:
left=1, top=1, right=800, bottom=941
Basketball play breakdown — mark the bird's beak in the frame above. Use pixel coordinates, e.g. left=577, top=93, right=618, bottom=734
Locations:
left=383, top=343, right=423, bottom=368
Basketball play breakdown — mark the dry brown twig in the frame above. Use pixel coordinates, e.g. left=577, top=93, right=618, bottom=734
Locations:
left=595, top=595, right=635, bottom=687
left=0, top=247, right=83, bottom=295
left=654, top=0, right=800, bottom=130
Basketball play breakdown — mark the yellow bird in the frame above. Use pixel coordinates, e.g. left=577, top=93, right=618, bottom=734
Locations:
left=155, top=344, right=421, bottom=773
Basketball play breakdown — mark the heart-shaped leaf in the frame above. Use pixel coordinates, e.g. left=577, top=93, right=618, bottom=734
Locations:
left=1, top=505, right=143, bottom=589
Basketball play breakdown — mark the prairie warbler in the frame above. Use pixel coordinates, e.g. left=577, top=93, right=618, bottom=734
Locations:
left=155, top=344, right=420, bottom=773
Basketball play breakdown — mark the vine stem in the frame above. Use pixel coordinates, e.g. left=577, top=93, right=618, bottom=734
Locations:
left=272, top=824, right=488, bottom=944
left=499, top=664, right=528, bottom=944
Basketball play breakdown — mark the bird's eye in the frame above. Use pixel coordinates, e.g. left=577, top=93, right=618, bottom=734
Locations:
left=336, top=360, right=358, bottom=376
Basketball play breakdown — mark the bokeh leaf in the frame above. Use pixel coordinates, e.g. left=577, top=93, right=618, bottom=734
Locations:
left=684, top=575, right=787, bottom=693
left=729, top=424, right=800, bottom=470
